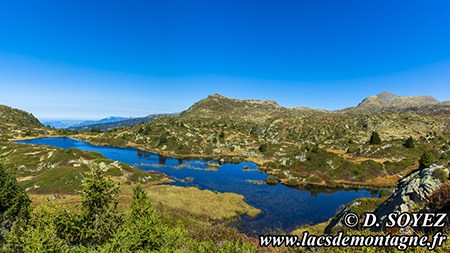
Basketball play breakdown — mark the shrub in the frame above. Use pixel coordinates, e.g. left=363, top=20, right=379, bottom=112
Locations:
left=259, top=143, right=267, bottom=153
left=312, top=144, right=320, bottom=153
left=158, top=133, right=167, bottom=146
left=290, top=171, right=301, bottom=178
left=264, top=177, right=278, bottom=185
left=306, top=176, right=322, bottom=183
left=277, top=172, right=287, bottom=179
left=347, top=145, right=357, bottom=153
left=379, top=190, right=388, bottom=198
left=432, top=168, right=449, bottom=184
left=429, top=184, right=450, bottom=212
left=419, top=151, right=435, bottom=169
left=286, top=179, right=300, bottom=185
left=266, top=161, right=277, bottom=168
left=441, top=152, right=449, bottom=160
left=105, top=167, right=123, bottom=177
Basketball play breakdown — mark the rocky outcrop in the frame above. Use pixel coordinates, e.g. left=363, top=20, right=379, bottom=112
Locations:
left=324, top=201, right=362, bottom=234
left=371, top=164, right=445, bottom=232
left=324, top=164, right=446, bottom=233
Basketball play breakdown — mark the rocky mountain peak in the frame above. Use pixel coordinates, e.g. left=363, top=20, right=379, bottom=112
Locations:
left=357, top=91, right=440, bottom=108
left=376, top=91, right=400, bottom=103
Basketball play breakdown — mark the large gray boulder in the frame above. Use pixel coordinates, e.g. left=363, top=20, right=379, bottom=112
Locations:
left=325, top=201, right=361, bottom=234
left=371, top=164, right=444, bottom=232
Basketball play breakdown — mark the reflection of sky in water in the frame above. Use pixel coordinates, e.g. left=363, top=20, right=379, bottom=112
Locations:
left=15, top=137, right=378, bottom=235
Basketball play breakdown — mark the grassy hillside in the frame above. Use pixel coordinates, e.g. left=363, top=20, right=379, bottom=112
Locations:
left=0, top=105, right=47, bottom=140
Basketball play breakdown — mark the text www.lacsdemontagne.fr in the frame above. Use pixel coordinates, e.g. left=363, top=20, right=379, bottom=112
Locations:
left=259, top=231, right=447, bottom=251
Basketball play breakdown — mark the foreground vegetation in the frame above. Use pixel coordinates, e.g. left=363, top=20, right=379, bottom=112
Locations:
left=1, top=163, right=258, bottom=252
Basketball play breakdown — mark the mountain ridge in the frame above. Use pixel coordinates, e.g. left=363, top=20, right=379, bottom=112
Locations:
left=67, top=113, right=179, bottom=131
left=43, top=116, right=133, bottom=129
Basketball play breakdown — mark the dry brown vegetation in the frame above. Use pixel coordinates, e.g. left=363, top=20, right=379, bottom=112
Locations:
left=29, top=183, right=261, bottom=222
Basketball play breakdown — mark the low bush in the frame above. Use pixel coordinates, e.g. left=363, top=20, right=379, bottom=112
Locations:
left=428, top=184, right=450, bottom=212
left=432, top=168, right=449, bottom=184
left=277, top=172, right=288, bottom=179
left=306, top=176, right=322, bottom=183
left=419, top=151, right=435, bottom=169
left=264, top=177, right=278, bottom=185
left=105, top=167, right=123, bottom=177
left=286, top=179, right=300, bottom=185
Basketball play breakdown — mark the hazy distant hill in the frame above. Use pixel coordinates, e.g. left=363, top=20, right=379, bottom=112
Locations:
left=43, top=116, right=133, bottom=129
left=68, top=113, right=179, bottom=131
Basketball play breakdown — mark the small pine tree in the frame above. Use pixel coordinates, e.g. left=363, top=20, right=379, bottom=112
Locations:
left=404, top=136, right=415, bottom=148
left=369, top=131, right=382, bottom=145
left=103, top=185, right=181, bottom=251
left=259, top=143, right=267, bottom=153
left=441, top=152, right=449, bottom=160
left=56, top=165, right=122, bottom=248
left=312, top=144, right=320, bottom=153
left=0, top=163, right=31, bottom=246
left=159, top=133, right=167, bottom=145
left=419, top=151, right=435, bottom=169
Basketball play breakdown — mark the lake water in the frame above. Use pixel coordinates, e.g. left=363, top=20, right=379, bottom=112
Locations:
left=15, top=137, right=379, bottom=235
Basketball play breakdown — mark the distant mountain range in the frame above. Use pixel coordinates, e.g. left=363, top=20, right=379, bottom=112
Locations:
left=42, top=116, right=133, bottom=129
left=67, top=113, right=180, bottom=131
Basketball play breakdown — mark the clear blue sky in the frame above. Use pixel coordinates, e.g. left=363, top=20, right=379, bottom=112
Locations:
left=1, top=0, right=449, bottom=120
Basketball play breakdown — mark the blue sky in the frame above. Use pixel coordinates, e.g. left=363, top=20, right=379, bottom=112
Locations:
left=0, top=1, right=449, bottom=120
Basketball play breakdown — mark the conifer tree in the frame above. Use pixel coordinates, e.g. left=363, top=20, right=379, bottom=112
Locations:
left=369, top=131, right=382, bottom=145
left=404, top=136, right=415, bottom=148
left=103, top=184, right=182, bottom=251
left=0, top=162, right=31, bottom=246
left=56, top=165, right=122, bottom=248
